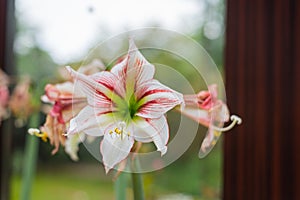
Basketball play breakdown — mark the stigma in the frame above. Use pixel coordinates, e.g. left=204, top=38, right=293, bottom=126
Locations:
left=211, top=115, right=242, bottom=132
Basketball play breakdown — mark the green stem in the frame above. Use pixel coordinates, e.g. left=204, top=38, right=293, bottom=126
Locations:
left=115, top=172, right=127, bottom=200
left=131, top=172, right=144, bottom=200
left=20, top=113, right=40, bottom=200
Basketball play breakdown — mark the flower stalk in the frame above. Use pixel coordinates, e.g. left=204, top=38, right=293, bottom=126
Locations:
left=114, top=172, right=128, bottom=200
left=131, top=158, right=145, bottom=200
left=21, top=113, right=40, bottom=200
left=131, top=172, right=145, bottom=200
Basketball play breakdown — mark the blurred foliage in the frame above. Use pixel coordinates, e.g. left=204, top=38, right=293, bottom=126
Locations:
left=12, top=164, right=115, bottom=200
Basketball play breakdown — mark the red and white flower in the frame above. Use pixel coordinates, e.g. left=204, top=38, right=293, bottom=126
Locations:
left=66, top=40, right=183, bottom=173
left=29, top=60, right=104, bottom=159
left=40, top=82, right=86, bottom=155
left=181, top=84, right=241, bottom=158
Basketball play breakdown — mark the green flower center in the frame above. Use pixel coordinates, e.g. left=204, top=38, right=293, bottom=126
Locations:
left=116, top=94, right=141, bottom=121
left=128, top=94, right=140, bottom=118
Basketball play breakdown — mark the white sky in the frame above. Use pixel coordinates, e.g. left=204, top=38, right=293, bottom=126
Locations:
left=15, top=0, right=204, bottom=64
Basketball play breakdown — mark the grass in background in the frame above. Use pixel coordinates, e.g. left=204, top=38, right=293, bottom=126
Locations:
left=11, top=164, right=115, bottom=200
left=11, top=123, right=222, bottom=200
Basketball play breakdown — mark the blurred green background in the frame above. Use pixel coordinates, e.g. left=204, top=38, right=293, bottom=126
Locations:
left=11, top=0, right=225, bottom=199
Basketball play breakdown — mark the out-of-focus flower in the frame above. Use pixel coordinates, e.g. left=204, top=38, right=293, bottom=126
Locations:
left=0, top=69, right=9, bottom=85
left=57, top=59, right=106, bottom=81
left=0, top=70, right=10, bottom=124
left=9, top=77, right=35, bottom=127
left=77, top=59, right=106, bottom=75
left=40, top=82, right=87, bottom=155
left=29, top=60, right=104, bottom=159
left=180, top=84, right=241, bottom=158
left=66, top=40, right=183, bottom=173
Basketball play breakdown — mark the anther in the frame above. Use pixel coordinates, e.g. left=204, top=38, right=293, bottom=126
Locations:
left=115, top=128, right=121, bottom=134
left=28, top=128, right=48, bottom=142
left=109, top=121, right=130, bottom=140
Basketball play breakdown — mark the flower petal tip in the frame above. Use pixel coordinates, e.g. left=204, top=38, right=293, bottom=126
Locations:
left=159, top=146, right=168, bottom=156
left=129, top=38, right=137, bottom=49
left=51, top=148, right=59, bottom=155
left=104, top=166, right=111, bottom=174
left=65, top=66, right=77, bottom=78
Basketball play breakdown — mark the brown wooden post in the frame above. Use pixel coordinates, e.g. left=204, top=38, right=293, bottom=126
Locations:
left=224, top=0, right=300, bottom=199
left=0, top=0, right=15, bottom=199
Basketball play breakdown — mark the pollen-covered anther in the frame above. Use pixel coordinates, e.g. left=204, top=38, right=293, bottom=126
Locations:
left=114, top=128, right=122, bottom=134
left=109, top=122, right=130, bottom=140
left=28, top=128, right=48, bottom=142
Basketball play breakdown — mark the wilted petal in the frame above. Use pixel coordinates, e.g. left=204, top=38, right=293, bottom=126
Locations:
left=68, top=105, right=114, bottom=136
left=211, top=101, right=230, bottom=122
left=135, top=79, right=183, bottom=119
left=61, top=99, right=87, bottom=123
left=198, top=124, right=222, bottom=158
left=208, top=84, right=218, bottom=101
left=44, top=84, right=60, bottom=102
left=101, top=129, right=134, bottom=173
left=40, top=115, right=66, bottom=155
left=132, top=116, right=169, bottom=155
left=196, top=102, right=230, bottom=158
left=180, top=86, right=231, bottom=158
left=198, top=102, right=230, bottom=157
left=180, top=84, right=229, bottom=127
left=180, top=107, right=211, bottom=127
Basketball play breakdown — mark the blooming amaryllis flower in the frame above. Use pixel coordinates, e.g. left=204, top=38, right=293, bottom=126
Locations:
left=66, top=40, right=183, bottom=173
left=180, top=84, right=241, bottom=158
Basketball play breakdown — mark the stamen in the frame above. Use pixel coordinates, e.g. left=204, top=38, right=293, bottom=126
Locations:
left=28, top=128, right=48, bottom=142
left=211, top=115, right=242, bottom=132
left=109, top=121, right=130, bottom=140
left=115, top=128, right=121, bottom=134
